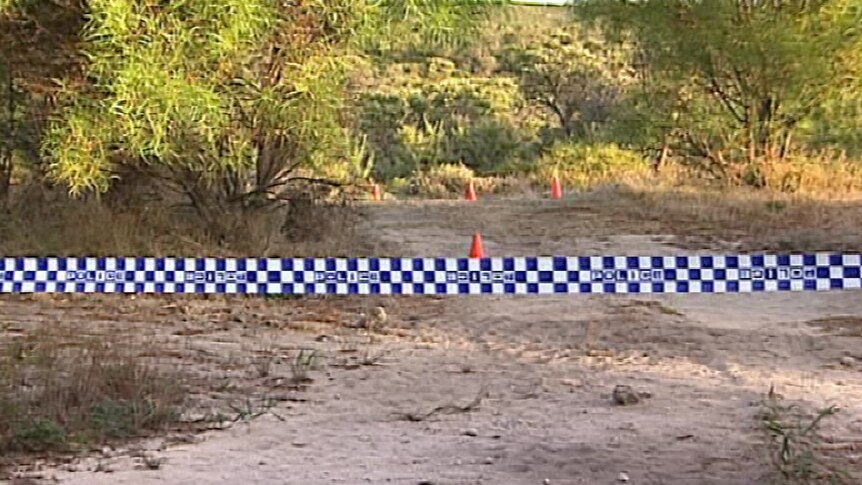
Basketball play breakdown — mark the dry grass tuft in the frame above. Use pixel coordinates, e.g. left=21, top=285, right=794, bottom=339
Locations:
left=804, top=316, right=862, bottom=338
left=278, top=192, right=370, bottom=257
left=754, top=153, right=862, bottom=196
left=0, top=324, right=186, bottom=462
left=0, top=195, right=215, bottom=257
left=387, top=163, right=536, bottom=200
left=0, top=185, right=369, bottom=258
left=757, top=386, right=854, bottom=484
left=583, top=186, right=862, bottom=252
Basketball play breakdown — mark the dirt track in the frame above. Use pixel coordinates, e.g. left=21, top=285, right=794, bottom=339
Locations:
left=6, top=197, right=862, bottom=484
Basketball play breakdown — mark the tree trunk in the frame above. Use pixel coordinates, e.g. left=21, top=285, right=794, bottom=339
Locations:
left=172, top=168, right=232, bottom=241
left=779, top=130, right=792, bottom=161
left=655, top=136, right=670, bottom=173
left=0, top=66, right=14, bottom=211
left=546, top=100, right=574, bottom=138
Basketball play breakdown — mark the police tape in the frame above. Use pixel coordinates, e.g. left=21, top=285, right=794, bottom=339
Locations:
left=0, top=254, right=860, bottom=295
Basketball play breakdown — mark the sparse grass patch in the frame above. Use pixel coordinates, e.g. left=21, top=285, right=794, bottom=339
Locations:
left=332, top=336, right=391, bottom=370
left=618, top=300, right=683, bottom=317
left=758, top=387, right=853, bottom=485
left=289, top=348, right=320, bottom=386
left=0, top=325, right=186, bottom=462
left=225, top=395, right=284, bottom=424
left=0, top=183, right=369, bottom=258
left=398, top=163, right=478, bottom=199
left=580, top=185, right=862, bottom=252
left=0, top=192, right=219, bottom=257
left=753, top=153, right=862, bottom=196
left=279, top=192, right=369, bottom=257
left=395, top=386, right=488, bottom=422
left=534, top=142, right=659, bottom=189
left=253, top=349, right=277, bottom=379
left=389, top=163, right=535, bottom=199
left=805, top=316, right=862, bottom=338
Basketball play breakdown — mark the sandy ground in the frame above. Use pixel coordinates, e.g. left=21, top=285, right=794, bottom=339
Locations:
left=4, top=197, right=862, bottom=484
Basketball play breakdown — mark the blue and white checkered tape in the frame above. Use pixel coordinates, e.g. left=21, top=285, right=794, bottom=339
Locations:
left=1, top=254, right=861, bottom=295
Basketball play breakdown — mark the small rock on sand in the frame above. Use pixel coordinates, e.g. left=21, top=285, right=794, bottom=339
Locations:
left=612, top=385, right=640, bottom=406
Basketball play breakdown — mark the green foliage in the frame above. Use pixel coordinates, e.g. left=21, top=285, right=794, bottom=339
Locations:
left=751, top=152, right=862, bottom=194
left=499, top=23, right=635, bottom=142
left=576, top=0, right=862, bottom=174
left=12, top=418, right=67, bottom=452
left=0, top=332, right=185, bottom=454
left=1, top=0, right=85, bottom=208
left=33, top=0, right=505, bottom=226
left=359, top=59, right=534, bottom=180
left=403, top=162, right=476, bottom=198
left=88, top=400, right=139, bottom=439
left=8, top=0, right=862, bottom=206
left=759, top=389, right=852, bottom=484
left=536, top=142, right=653, bottom=188
left=448, top=118, right=530, bottom=174
left=44, top=0, right=280, bottom=193
left=360, top=0, right=508, bottom=55
left=804, top=96, right=862, bottom=157
left=57, top=0, right=356, bottom=193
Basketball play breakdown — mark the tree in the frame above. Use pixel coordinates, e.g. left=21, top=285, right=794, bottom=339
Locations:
left=803, top=92, right=862, bottom=158
left=577, top=0, right=862, bottom=180
left=41, top=1, right=318, bottom=231
left=0, top=62, right=12, bottom=207
left=359, top=62, right=526, bottom=178
left=28, top=0, right=502, bottom=233
left=0, top=0, right=85, bottom=207
left=361, top=0, right=507, bottom=55
left=499, top=24, right=635, bottom=142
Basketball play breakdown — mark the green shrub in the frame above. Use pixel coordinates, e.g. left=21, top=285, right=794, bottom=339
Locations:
left=0, top=331, right=185, bottom=455
left=88, top=399, right=138, bottom=439
left=535, top=142, right=653, bottom=189
left=448, top=118, right=536, bottom=174
left=359, top=60, right=535, bottom=181
left=386, top=176, right=412, bottom=195
left=753, top=153, right=862, bottom=195
left=358, top=93, right=418, bottom=180
left=404, top=163, right=476, bottom=198
left=12, top=418, right=68, bottom=452
left=392, top=163, right=530, bottom=198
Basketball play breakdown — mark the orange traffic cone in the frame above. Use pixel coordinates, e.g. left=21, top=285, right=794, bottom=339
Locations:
left=551, top=175, right=563, bottom=200
left=372, top=183, right=382, bottom=201
left=464, top=180, right=478, bottom=202
left=469, top=232, right=485, bottom=258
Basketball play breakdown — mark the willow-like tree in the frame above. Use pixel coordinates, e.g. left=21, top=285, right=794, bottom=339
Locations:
left=0, top=0, right=84, bottom=207
left=577, top=0, right=862, bottom=181
left=31, top=0, right=501, bottom=231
